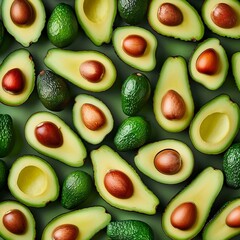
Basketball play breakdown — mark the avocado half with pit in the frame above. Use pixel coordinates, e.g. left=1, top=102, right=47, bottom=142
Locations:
left=2, top=0, right=46, bottom=47
left=0, top=49, right=35, bottom=106
left=8, top=155, right=59, bottom=207
left=232, top=52, right=240, bottom=91
left=148, top=0, right=204, bottom=41
left=75, top=0, right=117, bottom=46
left=189, top=95, right=240, bottom=154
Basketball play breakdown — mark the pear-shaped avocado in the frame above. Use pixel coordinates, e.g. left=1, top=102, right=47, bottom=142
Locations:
left=0, top=49, right=35, bottom=106
left=112, top=26, right=157, bottom=72
left=134, top=139, right=194, bottom=184
left=0, top=200, right=36, bottom=240
left=189, top=38, right=229, bottom=90
left=75, top=0, right=117, bottom=46
left=42, top=206, right=111, bottom=240
left=202, top=0, right=240, bottom=39
left=189, top=95, right=240, bottom=154
left=91, top=145, right=159, bottom=215
left=153, top=56, right=194, bottom=132
left=232, top=52, right=240, bottom=91
left=8, top=155, right=59, bottom=207
left=44, top=48, right=117, bottom=92
left=162, top=167, right=223, bottom=240
left=25, top=111, right=87, bottom=167
left=73, top=94, right=114, bottom=145
left=148, top=0, right=204, bottom=41
left=2, top=0, right=46, bottom=47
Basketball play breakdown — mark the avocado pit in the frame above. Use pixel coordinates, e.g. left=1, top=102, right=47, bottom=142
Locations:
left=52, top=224, right=79, bottom=240
left=226, top=206, right=240, bottom=228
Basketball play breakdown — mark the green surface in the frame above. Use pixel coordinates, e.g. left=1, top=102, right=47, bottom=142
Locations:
left=1, top=0, right=240, bottom=239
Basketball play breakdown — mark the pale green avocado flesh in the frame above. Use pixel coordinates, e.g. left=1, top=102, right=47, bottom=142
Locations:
left=232, top=52, right=240, bottom=91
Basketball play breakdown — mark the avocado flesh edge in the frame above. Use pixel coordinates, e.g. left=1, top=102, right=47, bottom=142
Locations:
left=232, top=52, right=240, bottom=91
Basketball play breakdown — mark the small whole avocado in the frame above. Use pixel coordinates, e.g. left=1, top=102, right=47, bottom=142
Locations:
left=232, top=52, right=240, bottom=91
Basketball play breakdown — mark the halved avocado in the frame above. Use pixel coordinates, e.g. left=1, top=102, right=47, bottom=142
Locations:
left=0, top=49, right=35, bottom=106
left=189, top=38, right=229, bottom=90
left=232, top=52, right=240, bottom=91
left=44, top=48, right=117, bottom=92
left=189, top=95, right=240, bottom=154
left=42, top=206, right=111, bottom=240
left=8, top=155, right=59, bottom=207
left=91, top=145, right=159, bottom=215
left=134, top=139, right=194, bottom=184
left=25, top=111, right=87, bottom=167
left=153, top=56, right=194, bottom=132
left=162, top=167, right=224, bottom=240
left=73, top=94, right=114, bottom=144
left=202, top=0, right=240, bottom=39
left=148, top=0, right=204, bottom=41
left=112, top=26, right=157, bottom=72
left=2, top=0, right=46, bottom=47
left=0, top=200, right=36, bottom=240
left=75, top=0, right=117, bottom=46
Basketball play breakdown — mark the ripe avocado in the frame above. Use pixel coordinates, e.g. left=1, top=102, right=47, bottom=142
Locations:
left=232, top=52, right=240, bottom=91
left=189, top=38, right=229, bottom=90
left=134, top=139, right=194, bottom=184
left=75, top=0, right=117, bottom=46
left=8, top=155, right=59, bottom=207
left=112, top=26, right=157, bottom=71
left=0, top=200, right=36, bottom=240
left=148, top=0, right=204, bottom=41
left=91, top=145, right=159, bottom=214
left=25, top=111, right=87, bottom=167
left=202, top=0, right=240, bottom=39
left=72, top=94, right=114, bottom=145
left=44, top=48, right=117, bottom=92
left=153, top=56, right=194, bottom=132
left=2, top=0, right=46, bottom=47
left=42, top=206, right=111, bottom=240
left=162, top=167, right=223, bottom=240
left=189, top=95, right=240, bottom=154
left=0, top=49, right=35, bottom=106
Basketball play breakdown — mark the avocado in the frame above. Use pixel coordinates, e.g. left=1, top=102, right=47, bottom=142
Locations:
left=148, top=0, right=204, bottom=41
left=114, top=116, right=151, bottom=151
left=0, top=49, right=35, bottom=106
left=44, top=48, right=117, bottom=92
left=189, top=95, right=240, bottom=154
left=42, top=206, right=111, bottom=240
left=0, top=160, right=8, bottom=190
left=189, top=38, right=229, bottom=90
left=2, top=0, right=46, bottom=47
left=37, top=70, right=71, bottom=111
left=112, top=26, right=157, bottom=72
left=121, top=72, right=151, bottom=116
left=202, top=0, right=240, bottom=39
left=25, top=111, right=87, bottom=167
left=134, top=139, right=194, bottom=184
left=153, top=56, right=194, bottom=132
left=203, top=198, right=240, bottom=240
left=75, top=0, right=117, bottom=46
left=73, top=94, right=114, bottom=145
left=91, top=145, right=159, bottom=214
left=162, top=167, right=223, bottom=240
left=0, top=200, right=36, bottom=240
left=232, top=52, right=240, bottom=91
left=8, top=155, right=59, bottom=207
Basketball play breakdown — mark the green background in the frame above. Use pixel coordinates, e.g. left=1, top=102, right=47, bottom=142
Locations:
left=1, top=0, right=240, bottom=239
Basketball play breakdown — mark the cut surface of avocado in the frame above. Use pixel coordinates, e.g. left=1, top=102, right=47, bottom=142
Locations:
left=25, top=111, right=87, bottom=167
left=91, top=145, right=159, bottom=215
left=232, top=52, right=240, bottom=91
left=189, top=95, right=240, bottom=154
left=8, top=155, right=59, bottom=207
left=148, top=0, right=204, bottom=41
left=75, top=0, right=117, bottom=46
left=153, top=56, right=194, bottom=132
left=112, top=26, right=157, bottom=72
left=0, top=49, right=35, bottom=106
left=73, top=94, right=114, bottom=144
left=42, top=206, right=111, bottom=240
left=189, top=38, right=229, bottom=90
left=162, top=167, right=224, bottom=240
left=134, top=139, right=194, bottom=184
left=2, top=0, right=46, bottom=47
left=44, top=48, right=117, bottom=92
